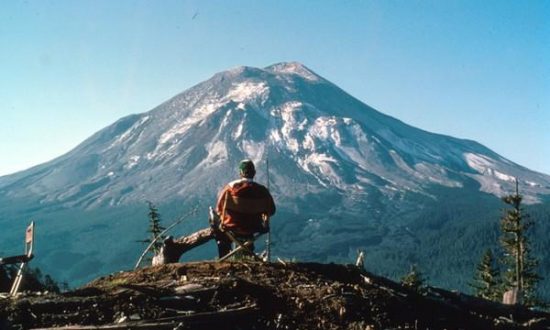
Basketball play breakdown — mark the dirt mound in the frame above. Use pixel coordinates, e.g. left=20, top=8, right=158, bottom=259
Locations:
left=1, top=261, right=549, bottom=329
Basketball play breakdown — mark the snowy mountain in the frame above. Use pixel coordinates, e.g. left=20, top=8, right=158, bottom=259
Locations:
left=1, top=62, right=548, bottom=209
left=1, top=62, right=549, bottom=289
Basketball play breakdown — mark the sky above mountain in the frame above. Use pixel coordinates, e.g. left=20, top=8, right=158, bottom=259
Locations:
left=0, top=0, right=548, bottom=176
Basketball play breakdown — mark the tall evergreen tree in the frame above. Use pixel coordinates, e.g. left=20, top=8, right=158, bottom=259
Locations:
left=499, top=179, right=541, bottom=307
left=138, top=201, right=166, bottom=256
left=471, top=249, right=501, bottom=301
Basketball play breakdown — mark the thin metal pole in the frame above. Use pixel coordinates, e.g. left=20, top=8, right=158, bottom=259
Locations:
left=265, top=157, right=271, bottom=262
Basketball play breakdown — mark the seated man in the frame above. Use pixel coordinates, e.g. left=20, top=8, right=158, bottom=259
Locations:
left=153, top=159, right=275, bottom=264
left=215, top=159, right=276, bottom=258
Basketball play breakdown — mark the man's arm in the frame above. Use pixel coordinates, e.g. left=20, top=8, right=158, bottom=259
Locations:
left=216, top=186, right=229, bottom=215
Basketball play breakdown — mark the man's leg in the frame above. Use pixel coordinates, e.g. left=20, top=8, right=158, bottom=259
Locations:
left=215, top=232, right=232, bottom=258
left=237, top=234, right=255, bottom=253
left=218, top=233, right=257, bottom=260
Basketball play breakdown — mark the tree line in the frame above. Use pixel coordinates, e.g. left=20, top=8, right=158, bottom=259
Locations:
left=396, top=179, right=545, bottom=309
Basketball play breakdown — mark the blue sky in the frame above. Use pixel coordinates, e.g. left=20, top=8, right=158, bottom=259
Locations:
left=0, top=0, right=548, bottom=176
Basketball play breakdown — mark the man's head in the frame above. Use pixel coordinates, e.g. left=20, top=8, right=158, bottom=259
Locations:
left=239, top=159, right=256, bottom=178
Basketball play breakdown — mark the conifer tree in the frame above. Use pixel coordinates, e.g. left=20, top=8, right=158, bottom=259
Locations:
left=401, top=264, right=425, bottom=292
left=499, top=179, right=541, bottom=307
left=471, top=249, right=501, bottom=301
left=138, top=201, right=166, bottom=256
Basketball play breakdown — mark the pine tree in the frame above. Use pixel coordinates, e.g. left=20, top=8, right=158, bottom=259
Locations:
left=401, top=264, right=425, bottom=292
left=138, top=201, right=166, bottom=256
left=499, top=179, right=541, bottom=307
left=471, top=249, right=501, bottom=301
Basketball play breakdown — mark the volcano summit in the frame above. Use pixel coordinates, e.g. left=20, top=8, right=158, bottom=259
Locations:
left=1, top=62, right=549, bottom=208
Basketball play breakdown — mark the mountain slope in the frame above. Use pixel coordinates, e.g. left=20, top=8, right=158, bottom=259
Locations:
left=0, top=62, right=549, bottom=293
left=0, top=62, right=548, bottom=209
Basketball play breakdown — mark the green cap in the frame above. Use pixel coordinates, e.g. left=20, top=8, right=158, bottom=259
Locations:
left=239, top=159, right=256, bottom=178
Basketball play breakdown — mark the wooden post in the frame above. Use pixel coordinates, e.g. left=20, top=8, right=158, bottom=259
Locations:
left=502, top=288, right=519, bottom=305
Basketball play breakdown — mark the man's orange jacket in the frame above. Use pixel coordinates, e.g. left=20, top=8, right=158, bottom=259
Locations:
left=216, top=178, right=276, bottom=235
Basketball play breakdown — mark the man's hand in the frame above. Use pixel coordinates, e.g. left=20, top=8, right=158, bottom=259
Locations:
left=260, top=214, right=270, bottom=233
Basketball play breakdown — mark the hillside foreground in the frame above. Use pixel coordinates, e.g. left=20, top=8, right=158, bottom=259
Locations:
left=1, top=261, right=549, bottom=329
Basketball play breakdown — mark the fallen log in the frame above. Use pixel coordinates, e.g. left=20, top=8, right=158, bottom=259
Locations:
left=153, top=228, right=215, bottom=265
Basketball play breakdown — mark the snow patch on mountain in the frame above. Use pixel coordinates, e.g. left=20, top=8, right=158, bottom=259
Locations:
left=107, top=115, right=150, bottom=151
left=376, top=128, right=444, bottom=163
left=159, top=103, right=220, bottom=144
left=463, top=152, right=548, bottom=202
left=269, top=129, right=283, bottom=144
left=278, top=101, right=307, bottom=153
left=526, top=180, right=540, bottom=187
left=311, top=117, right=340, bottom=143
left=240, top=140, right=265, bottom=164
left=125, top=155, right=141, bottom=170
left=226, top=81, right=269, bottom=104
left=465, top=153, right=516, bottom=182
left=491, top=169, right=516, bottom=182
left=204, top=141, right=228, bottom=167
left=233, top=122, right=244, bottom=139
left=266, top=62, right=321, bottom=81
left=465, top=153, right=494, bottom=174
left=416, top=163, right=462, bottom=187
left=298, top=153, right=339, bottom=187
left=332, top=120, right=371, bottom=168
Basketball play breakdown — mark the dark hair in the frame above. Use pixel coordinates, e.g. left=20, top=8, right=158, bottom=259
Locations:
left=239, top=159, right=256, bottom=178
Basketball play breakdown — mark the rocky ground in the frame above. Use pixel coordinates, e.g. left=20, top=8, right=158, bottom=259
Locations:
left=1, top=261, right=549, bottom=329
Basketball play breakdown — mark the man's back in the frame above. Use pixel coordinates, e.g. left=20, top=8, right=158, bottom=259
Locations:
left=217, top=178, right=276, bottom=235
